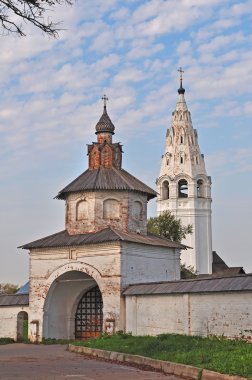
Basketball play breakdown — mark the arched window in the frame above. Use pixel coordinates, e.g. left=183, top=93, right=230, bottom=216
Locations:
left=180, top=156, right=183, bottom=164
left=197, top=179, right=204, bottom=197
left=178, top=179, right=188, bottom=198
left=103, top=199, right=120, bottom=219
left=133, top=201, right=143, bottom=220
left=161, top=180, right=169, bottom=200
left=76, top=200, right=88, bottom=221
left=180, top=135, right=184, bottom=144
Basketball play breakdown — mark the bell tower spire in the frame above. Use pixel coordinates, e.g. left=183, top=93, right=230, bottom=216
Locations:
left=156, top=73, right=213, bottom=274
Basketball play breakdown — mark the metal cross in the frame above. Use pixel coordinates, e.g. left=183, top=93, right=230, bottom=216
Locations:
left=177, top=67, right=184, bottom=80
left=102, top=94, right=108, bottom=107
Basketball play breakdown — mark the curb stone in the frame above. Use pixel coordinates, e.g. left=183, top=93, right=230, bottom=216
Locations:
left=68, top=344, right=247, bottom=380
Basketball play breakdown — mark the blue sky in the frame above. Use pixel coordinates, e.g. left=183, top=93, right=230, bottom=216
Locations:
left=0, top=0, right=252, bottom=284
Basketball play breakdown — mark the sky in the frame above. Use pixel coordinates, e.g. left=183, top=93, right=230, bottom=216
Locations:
left=0, top=0, right=252, bottom=285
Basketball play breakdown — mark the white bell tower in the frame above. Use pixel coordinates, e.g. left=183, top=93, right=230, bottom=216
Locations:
left=156, top=69, right=212, bottom=274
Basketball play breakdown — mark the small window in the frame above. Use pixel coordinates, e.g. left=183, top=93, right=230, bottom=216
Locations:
left=180, top=135, right=183, bottom=144
left=180, top=156, right=183, bottom=164
left=162, top=181, right=169, bottom=200
left=178, top=179, right=188, bottom=198
left=103, top=199, right=120, bottom=219
left=133, top=201, right=143, bottom=220
left=76, top=200, right=88, bottom=221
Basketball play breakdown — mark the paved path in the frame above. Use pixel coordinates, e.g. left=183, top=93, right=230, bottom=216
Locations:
left=0, top=344, right=185, bottom=380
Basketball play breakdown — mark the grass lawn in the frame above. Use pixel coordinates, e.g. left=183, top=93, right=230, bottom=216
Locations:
left=73, top=333, right=252, bottom=378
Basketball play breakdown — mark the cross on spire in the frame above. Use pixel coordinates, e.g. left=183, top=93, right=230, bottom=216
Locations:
left=102, top=94, right=108, bottom=108
left=178, top=67, right=184, bottom=81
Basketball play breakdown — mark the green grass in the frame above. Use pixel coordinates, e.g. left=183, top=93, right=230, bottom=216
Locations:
left=0, top=337, right=15, bottom=345
left=73, top=333, right=252, bottom=378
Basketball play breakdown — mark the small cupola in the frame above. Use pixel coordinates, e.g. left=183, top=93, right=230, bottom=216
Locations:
left=95, top=95, right=115, bottom=144
left=177, top=67, right=185, bottom=95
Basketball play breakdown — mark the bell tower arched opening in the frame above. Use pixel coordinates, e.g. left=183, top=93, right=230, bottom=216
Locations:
left=178, top=179, right=188, bottom=198
left=162, top=181, right=169, bottom=200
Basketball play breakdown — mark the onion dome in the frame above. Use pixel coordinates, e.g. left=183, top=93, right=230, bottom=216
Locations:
left=95, top=96, right=115, bottom=135
left=178, top=81, right=185, bottom=95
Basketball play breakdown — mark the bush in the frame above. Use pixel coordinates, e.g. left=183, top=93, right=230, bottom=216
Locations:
left=0, top=337, right=15, bottom=345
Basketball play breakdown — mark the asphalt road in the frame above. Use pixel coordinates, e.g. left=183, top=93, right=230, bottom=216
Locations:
left=0, top=344, right=185, bottom=380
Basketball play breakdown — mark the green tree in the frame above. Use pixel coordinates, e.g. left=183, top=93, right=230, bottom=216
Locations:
left=147, top=210, right=193, bottom=242
left=0, top=0, right=73, bottom=37
left=0, top=283, right=19, bottom=294
left=147, top=211, right=196, bottom=278
left=180, top=263, right=197, bottom=279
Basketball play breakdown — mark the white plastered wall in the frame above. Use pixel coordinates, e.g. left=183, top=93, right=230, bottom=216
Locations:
left=125, top=292, right=252, bottom=340
left=0, top=306, right=29, bottom=340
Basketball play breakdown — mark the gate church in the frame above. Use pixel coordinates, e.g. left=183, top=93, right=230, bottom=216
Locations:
left=1, top=97, right=183, bottom=342
left=1, top=81, right=252, bottom=342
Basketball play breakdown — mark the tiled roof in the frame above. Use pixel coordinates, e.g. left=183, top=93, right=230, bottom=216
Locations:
left=123, top=274, right=252, bottom=296
left=55, top=167, right=157, bottom=200
left=0, top=294, right=29, bottom=306
left=19, top=227, right=185, bottom=250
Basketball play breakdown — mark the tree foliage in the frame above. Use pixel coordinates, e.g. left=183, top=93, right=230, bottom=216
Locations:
left=0, top=0, right=73, bottom=37
left=0, top=283, right=19, bottom=294
left=180, top=263, right=197, bottom=279
left=147, top=210, right=193, bottom=243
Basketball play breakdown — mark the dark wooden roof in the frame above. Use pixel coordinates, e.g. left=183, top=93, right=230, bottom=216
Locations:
left=123, top=274, right=252, bottom=296
left=212, top=251, right=229, bottom=273
left=0, top=294, right=29, bottom=306
left=19, top=227, right=185, bottom=250
left=198, top=267, right=245, bottom=279
left=55, top=167, right=157, bottom=200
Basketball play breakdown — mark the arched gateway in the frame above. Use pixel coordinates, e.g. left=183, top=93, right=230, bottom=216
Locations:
left=43, top=271, right=103, bottom=340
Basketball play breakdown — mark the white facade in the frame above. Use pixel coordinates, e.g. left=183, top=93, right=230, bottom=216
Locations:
left=125, top=290, right=252, bottom=341
left=0, top=306, right=29, bottom=340
left=157, top=82, right=212, bottom=274
left=27, top=242, right=180, bottom=341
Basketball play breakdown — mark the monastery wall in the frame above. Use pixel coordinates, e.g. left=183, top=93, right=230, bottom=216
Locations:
left=125, top=292, right=252, bottom=340
left=0, top=306, right=29, bottom=340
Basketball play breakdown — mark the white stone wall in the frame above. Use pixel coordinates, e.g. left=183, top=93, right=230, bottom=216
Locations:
left=125, top=292, right=252, bottom=340
left=0, top=306, right=29, bottom=340
left=121, top=243, right=181, bottom=287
